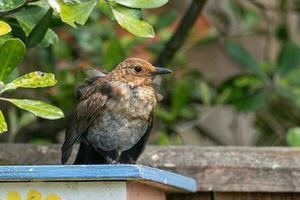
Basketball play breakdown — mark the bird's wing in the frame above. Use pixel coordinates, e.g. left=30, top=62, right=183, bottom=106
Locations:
left=61, top=78, right=108, bottom=164
left=119, top=113, right=154, bottom=163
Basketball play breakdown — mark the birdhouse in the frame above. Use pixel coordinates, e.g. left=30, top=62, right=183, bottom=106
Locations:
left=0, top=165, right=196, bottom=200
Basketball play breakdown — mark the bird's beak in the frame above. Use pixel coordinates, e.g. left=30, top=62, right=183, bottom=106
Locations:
left=150, top=67, right=173, bottom=76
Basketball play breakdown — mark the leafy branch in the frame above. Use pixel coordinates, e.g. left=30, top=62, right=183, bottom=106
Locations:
left=0, top=38, right=64, bottom=133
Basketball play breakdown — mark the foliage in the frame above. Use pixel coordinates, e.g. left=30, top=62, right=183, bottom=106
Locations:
left=286, top=127, right=300, bottom=147
left=0, top=0, right=168, bottom=138
left=0, top=38, right=63, bottom=133
left=213, top=1, right=300, bottom=146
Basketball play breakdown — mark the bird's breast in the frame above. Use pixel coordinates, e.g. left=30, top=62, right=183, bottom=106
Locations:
left=106, top=82, right=157, bottom=119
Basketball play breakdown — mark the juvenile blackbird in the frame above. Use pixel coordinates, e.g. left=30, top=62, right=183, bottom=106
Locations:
left=61, top=58, right=172, bottom=164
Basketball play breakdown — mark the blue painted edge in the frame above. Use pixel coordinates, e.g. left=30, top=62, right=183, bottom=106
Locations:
left=0, top=165, right=197, bottom=192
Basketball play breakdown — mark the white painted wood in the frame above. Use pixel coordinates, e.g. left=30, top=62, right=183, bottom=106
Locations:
left=0, top=182, right=126, bottom=200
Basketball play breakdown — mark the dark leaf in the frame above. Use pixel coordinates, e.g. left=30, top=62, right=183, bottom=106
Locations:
left=225, top=40, right=265, bottom=78
left=276, top=41, right=300, bottom=77
left=218, top=75, right=267, bottom=112
left=26, top=8, right=53, bottom=48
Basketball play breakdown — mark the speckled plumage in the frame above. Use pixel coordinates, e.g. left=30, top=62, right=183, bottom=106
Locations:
left=61, top=58, right=171, bottom=164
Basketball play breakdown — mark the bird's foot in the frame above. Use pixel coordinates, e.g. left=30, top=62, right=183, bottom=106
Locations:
left=104, top=157, right=120, bottom=164
left=110, top=160, right=120, bottom=165
left=127, top=157, right=136, bottom=164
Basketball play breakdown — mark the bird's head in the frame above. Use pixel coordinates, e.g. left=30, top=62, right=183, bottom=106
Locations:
left=109, top=58, right=172, bottom=86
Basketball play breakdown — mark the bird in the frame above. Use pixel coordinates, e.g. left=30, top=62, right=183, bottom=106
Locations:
left=61, top=58, right=172, bottom=164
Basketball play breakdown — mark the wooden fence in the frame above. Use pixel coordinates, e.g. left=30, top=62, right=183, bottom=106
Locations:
left=0, top=144, right=299, bottom=200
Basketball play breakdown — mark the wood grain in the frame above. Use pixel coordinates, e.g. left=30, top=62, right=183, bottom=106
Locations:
left=216, top=192, right=300, bottom=200
left=0, top=144, right=300, bottom=192
left=127, top=182, right=166, bottom=200
left=167, top=193, right=211, bottom=200
left=167, top=193, right=300, bottom=200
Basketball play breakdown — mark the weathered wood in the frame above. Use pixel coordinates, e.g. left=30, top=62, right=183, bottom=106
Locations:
left=0, top=144, right=300, bottom=192
left=168, top=193, right=300, bottom=200
left=127, top=182, right=166, bottom=200
left=167, top=193, right=212, bottom=200
left=215, top=192, right=300, bottom=200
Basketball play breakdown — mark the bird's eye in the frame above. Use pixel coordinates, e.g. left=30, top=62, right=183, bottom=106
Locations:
left=134, top=66, right=142, bottom=73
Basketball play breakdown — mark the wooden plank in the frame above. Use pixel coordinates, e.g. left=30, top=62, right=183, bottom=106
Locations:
left=216, top=192, right=300, bottom=200
left=0, top=165, right=196, bottom=192
left=167, top=193, right=212, bottom=200
left=167, top=192, right=300, bottom=200
left=127, top=182, right=166, bottom=200
left=0, top=144, right=300, bottom=192
left=140, top=146, right=300, bottom=193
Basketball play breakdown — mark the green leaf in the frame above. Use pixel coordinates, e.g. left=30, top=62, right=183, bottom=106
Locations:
left=198, top=81, right=212, bottom=105
left=217, top=75, right=267, bottom=112
left=286, top=127, right=300, bottom=147
left=3, top=71, right=57, bottom=92
left=171, top=79, right=193, bottom=117
left=0, top=0, right=25, bottom=12
left=0, top=110, right=7, bottom=133
left=26, top=8, right=53, bottom=48
left=63, top=0, right=84, bottom=3
left=225, top=40, right=265, bottom=78
left=115, top=0, right=168, bottom=9
left=113, top=4, right=143, bottom=20
left=0, top=38, right=25, bottom=81
left=0, top=34, right=10, bottom=46
left=275, top=67, right=300, bottom=107
left=103, top=39, right=126, bottom=70
left=15, top=6, right=58, bottom=47
left=58, top=0, right=98, bottom=28
left=0, top=21, right=11, bottom=36
left=154, top=106, right=174, bottom=122
left=98, top=0, right=115, bottom=20
left=39, top=29, right=58, bottom=47
left=98, top=1, right=143, bottom=20
left=112, top=4, right=154, bottom=37
left=154, top=131, right=169, bottom=145
left=1, top=98, right=64, bottom=119
left=276, top=41, right=300, bottom=77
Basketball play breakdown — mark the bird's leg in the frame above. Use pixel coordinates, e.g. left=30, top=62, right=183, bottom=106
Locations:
left=105, top=151, right=121, bottom=164
left=127, top=157, right=136, bottom=164
left=94, top=148, right=116, bottom=164
left=104, top=156, right=115, bottom=164
left=115, top=151, right=121, bottom=164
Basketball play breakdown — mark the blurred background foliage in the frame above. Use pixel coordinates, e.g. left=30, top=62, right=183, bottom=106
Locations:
left=1, top=0, right=300, bottom=147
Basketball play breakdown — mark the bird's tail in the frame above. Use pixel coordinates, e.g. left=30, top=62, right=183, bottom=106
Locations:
left=74, top=142, right=107, bottom=164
